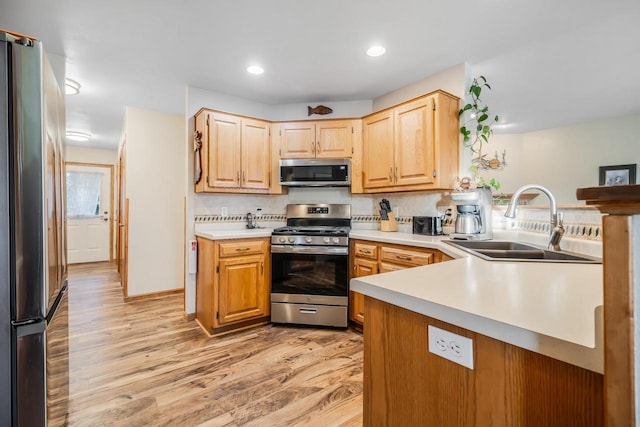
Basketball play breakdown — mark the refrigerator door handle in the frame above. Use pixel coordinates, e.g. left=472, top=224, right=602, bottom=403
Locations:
left=13, top=319, right=46, bottom=338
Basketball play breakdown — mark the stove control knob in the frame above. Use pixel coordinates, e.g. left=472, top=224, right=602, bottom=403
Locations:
left=332, top=237, right=340, bottom=244
left=323, top=237, right=330, bottom=243
left=279, top=237, right=287, bottom=243
left=305, top=237, right=313, bottom=243
left=288, top=237, right=295, bottom=244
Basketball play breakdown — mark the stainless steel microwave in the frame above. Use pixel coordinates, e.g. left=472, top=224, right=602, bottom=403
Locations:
left=279, top=159, right=351, bottom=187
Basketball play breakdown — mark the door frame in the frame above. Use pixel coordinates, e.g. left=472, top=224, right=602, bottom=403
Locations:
left=65, top=161, right=116, bottom=262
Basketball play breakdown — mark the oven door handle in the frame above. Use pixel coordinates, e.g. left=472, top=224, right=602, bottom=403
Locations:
left=271, top=245, right=348, bottom=256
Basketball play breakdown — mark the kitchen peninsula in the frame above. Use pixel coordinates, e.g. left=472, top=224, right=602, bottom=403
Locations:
left=349, top=230, right=604, bottom=426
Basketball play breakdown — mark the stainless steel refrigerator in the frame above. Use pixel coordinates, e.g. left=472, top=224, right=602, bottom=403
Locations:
left=1, top=31, right=69, bottom=426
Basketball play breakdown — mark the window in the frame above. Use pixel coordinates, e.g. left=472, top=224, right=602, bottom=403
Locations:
left=66, top=171, right=102, bottom=218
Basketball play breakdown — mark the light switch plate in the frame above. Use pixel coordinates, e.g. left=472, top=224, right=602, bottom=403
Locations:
left=428, top=325, right=474, bottom=369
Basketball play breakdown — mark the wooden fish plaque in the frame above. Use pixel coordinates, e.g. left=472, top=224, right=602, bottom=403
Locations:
left=307, top=105, right=333, bottom=116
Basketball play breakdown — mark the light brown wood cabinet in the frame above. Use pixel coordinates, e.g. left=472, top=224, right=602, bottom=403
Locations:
left=365, top=297, right=604, bottom=426
left=362, top=90, right=459, bottom=193
left=276, top=119, right=358, bottom=159
left=194, top=109, right=273, bottom=193
left=196, top=237, right=271, bottom=336
left=349, top=239, right=451, bottom=326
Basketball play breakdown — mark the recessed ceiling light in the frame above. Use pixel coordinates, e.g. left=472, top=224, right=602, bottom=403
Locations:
left=247, top=65, right=264, bottom=75
left=66, top=130, right=92, bottom=142
left=65, top=78, right=81, bottom=95
left=366, top=46, right=386, bottom=57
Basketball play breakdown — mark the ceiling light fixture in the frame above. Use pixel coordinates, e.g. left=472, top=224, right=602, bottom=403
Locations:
left=366, top=45, right=386, bottom=57
left=66, top=130, right=92, bottom=142
left=246, top=65, right=264, bottom=75
left=65, top=78, right=81, bottom=95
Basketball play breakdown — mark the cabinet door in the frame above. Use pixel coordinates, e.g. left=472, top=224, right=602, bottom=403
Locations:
left=351, top=257, right=378, bottom=325
left=207, top=112, right=242, bottom=188
left=241, top=118, right=270, bottom=190
left=362, top=110, right=394, bottom=189
left=315, top=120, right=352, bottom=158
left=218, top=254, right=268, bottom=325
left=394, top=97, right=435, bottom=185
left=280, top=122, right=315, bottom=158
left=394, top=96, right=435, bottom=187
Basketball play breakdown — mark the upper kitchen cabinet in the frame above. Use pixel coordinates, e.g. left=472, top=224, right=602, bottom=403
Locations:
left=194, top=109, right=274, bottom=194
left=361, top=90, right=459, bottom=193
left=277, top=119, right=359, bottom=159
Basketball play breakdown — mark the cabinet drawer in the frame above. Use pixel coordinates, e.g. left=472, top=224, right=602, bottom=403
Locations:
left=379, top=262, right=407, bottom=273
left=354, top=242, right=377, bottom=259
left=380, top=246, right=433, bottom=267
left=218, top=240, right=265, bottom=257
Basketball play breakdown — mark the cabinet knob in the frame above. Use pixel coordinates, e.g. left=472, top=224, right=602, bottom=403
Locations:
left=311, top=141, right=316, bottom=154
left=388, top=167, right=393, bottom=182
left=261, top=262, right=264, bottom=275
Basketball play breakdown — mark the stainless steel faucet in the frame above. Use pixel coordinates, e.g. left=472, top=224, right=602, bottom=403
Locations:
left=504, top=184, right=565, bottom=251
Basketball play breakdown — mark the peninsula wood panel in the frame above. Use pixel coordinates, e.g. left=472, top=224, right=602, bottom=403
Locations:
left=364, top=296, right=604, bottom=426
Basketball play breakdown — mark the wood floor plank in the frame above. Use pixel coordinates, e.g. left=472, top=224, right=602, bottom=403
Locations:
left=48, top=262, right=364, bottom=426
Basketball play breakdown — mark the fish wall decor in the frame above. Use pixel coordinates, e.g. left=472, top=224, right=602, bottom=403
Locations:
left=307, top=105, right=333, bottom=116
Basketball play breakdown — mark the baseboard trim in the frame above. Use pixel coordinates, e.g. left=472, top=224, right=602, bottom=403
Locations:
left=124, top=288, right=184, bottom=302
left=184, top=312, right=196, bottom=321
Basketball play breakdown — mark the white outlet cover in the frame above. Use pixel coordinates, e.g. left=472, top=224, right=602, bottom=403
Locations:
left=427, top=325, right=474, bottom=370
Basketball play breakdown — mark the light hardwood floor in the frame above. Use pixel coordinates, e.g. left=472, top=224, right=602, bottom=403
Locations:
left=48, top=262, right=364, bottom=426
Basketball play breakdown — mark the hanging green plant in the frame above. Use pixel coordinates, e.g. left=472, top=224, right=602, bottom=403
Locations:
left=459, top=75, right=501, bottom=191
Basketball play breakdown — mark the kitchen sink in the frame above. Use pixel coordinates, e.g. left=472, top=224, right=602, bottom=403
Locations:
left=444, top=240, right=602, bottom=264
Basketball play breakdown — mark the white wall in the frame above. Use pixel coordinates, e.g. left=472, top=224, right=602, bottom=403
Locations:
left=268, top=100, right=372, bottom=121
left=66, top=145, right=118, bottom=165
left=125, top=107, right=185, bottom=296
left=372, top=63, right=467, bottom=111
left=188, top=86, right=270, bottom=118
left=489, top=113, right=640, bottom=203
left=188, top=86, right=373, bottom=120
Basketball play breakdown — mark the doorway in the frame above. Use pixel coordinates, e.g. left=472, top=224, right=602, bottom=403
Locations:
left=66, top=163, right=114, bottom=264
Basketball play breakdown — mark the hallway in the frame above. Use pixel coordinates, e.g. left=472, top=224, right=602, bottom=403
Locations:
left=48, top=262, right=363, bottom=426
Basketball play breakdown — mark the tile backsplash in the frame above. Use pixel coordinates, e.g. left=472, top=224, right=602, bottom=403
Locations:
left=194, top=189, right=604, bottom=241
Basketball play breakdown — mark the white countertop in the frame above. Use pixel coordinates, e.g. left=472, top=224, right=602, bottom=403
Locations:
left=349, top=230, right=604, bottom=373
left=195, top=228, right=274, bottom=240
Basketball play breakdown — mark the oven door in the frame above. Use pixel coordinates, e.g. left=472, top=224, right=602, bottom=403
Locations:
left=271, top=245, right=349, bottom=303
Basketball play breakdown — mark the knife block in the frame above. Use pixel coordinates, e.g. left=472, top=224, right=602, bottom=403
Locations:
left=380, top=212, right=398, bottom=232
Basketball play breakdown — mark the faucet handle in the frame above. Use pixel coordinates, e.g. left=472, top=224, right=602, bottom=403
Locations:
left=557, top=212, right=564, bottom=226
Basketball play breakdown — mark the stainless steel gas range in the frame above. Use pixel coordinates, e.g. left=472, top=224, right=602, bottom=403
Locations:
left=270, top=204, right=351, bottom=327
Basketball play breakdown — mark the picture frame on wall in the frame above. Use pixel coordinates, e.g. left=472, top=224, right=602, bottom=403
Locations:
left=599, top=164, right=637, bottom=186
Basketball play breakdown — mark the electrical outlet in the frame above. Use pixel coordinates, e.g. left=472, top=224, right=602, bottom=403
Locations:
left=428, top=325, right=474, bottom=369
left=255, top=207, right=262, bottom=217
left=221, top=207, right=228, bottom=217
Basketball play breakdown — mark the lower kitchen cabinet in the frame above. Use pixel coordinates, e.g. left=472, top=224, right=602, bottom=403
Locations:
left=349, top=239, right=449, bottom=327
left=196, top=237, right=270, bottom=336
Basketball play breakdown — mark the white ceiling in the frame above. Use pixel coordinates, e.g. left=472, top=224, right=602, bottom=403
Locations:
left=2, top=0, right=639, bottom=151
